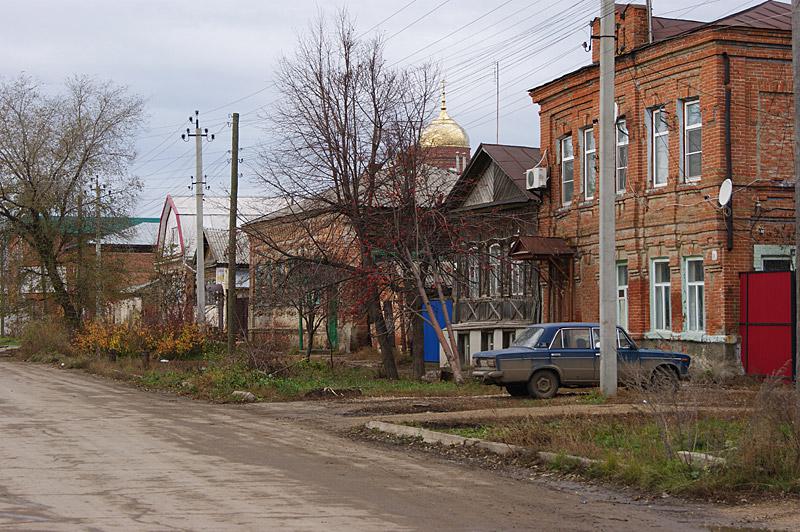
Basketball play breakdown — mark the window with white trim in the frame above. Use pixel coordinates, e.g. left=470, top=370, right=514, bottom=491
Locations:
left=651, top=259, right=671, bottom=331
left=616, top=118, right=628, bottom=193
left=467, top=249, right=479, bottom=298
left=582, top=127, right=596, bottom=200
left=510, top=260, right=524, bottom=296
left=561, top=136, right=574, bottom=205
left=617, top=262, right=628, bottom=330
left=685, top=258, right=704, bottom=331
left=683, top=99, right=702, bottom=181
left=488, top=243, right=501, bottom=297
left=651, top=108, right=669, bottom=187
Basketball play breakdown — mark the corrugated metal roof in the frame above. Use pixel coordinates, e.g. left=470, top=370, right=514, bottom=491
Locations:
left=204, top=228, right=250, bottom=264
left=160, top=195, right=284, bottom=262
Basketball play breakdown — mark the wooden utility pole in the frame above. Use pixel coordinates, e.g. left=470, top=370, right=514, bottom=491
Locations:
left=793, top=0, right=800, bottom=389
left=599, top=0, right=618, bottom=396
left=182, top=111, right=214, bottom=325
left=94, top=176, right=102, bottom=318
left=227, top=112, right=240, bottom=355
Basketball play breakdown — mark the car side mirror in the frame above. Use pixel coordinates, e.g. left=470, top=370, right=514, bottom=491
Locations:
left=595, top=342, right=600, bottom=349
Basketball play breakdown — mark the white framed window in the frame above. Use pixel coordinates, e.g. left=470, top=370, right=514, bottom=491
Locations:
left=651, top=108, right=669, bottom=187
left=617, top=262, right=629, bottom=330
left=685, top=258, right=704, bottom=332
left=488, top=243, right=501, bottom=297
left=683, top=99, right=702, bottom=181
left=651, top=259, right=671, bottom=331
left=510, top=260, right=524, bottom=296
left=582, top=127, right=597, bottom=200
left=561, top=136, right=574, bottom=205
left=467, top=249, right=479, bottom=298
left=616, top=118, right=629, bottom=193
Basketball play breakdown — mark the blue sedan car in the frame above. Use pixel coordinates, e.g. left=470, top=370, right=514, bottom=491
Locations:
left=471, top=322, right=691, bottom=399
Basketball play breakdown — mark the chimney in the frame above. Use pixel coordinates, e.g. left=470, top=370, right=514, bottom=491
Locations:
left=591, top=4, right=651, bottom=63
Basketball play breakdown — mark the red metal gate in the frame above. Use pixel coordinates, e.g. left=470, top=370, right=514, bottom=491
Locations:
left=739, top=271, right=796, bottom=379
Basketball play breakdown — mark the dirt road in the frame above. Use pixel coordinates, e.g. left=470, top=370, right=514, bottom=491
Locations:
left=0, top=360, right=780, bottom=530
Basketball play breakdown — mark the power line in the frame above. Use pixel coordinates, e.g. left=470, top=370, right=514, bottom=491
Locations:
left=390, top=0, right=517, bottom=66
left=359, top=0, right=420, bottom=37
left=385, top=0, right=452, bottom=41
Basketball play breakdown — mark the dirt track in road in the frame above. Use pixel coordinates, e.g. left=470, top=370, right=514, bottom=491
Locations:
left=0, top=360, right=791, bottom=531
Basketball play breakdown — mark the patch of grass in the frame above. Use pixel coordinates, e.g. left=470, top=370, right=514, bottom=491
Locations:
left=577, top=389, right=607, bottom=405
left=418, top=412, right=796, bottom=497
left=0, top=336, right=19, bottom=347
left=40, top=354, right=495, bottom=402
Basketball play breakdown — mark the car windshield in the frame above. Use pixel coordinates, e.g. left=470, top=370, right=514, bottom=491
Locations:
left=512, top=327, right=545, bottom=348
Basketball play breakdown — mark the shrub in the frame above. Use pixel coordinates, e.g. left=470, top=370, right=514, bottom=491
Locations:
left=73, top=321, right=209, bottom=361
left=20, top=319, right=72, bottom=358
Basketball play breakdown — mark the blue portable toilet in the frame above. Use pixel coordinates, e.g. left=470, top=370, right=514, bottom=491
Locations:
left=421, top=299, right=453, bottom=363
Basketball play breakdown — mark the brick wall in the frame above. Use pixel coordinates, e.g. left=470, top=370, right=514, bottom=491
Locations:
left=531, top=23, right=794, bottom=367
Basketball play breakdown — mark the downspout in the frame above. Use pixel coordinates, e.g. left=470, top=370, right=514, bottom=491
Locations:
left=723, top=52, right=734, bottom=250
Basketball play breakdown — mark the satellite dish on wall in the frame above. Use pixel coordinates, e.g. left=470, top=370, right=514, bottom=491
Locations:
left=718, top=178, right=733, bottom=206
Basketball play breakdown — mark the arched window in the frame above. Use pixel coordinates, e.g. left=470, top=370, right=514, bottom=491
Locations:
left=467, top=248, right=479, bottom=298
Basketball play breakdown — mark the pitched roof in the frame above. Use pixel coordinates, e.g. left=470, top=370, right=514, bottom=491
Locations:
left=479, top=144, right=542, bottom=192
left=713, top=0, right=790, bottom=31
left=158, top=195, right=285, bottom=262
left=203, top=228, right=250, bottom=265
left=529, top=1, right=790, bottom=96
left=447, top=143, right=541, bottom=209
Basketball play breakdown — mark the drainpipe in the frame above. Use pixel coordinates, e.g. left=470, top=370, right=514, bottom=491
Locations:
left=723, top=52, right=734, bottom=251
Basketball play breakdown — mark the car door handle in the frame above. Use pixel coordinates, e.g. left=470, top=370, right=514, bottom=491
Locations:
left=595, top=353, right=601, bottom=357
left=551, top=353, right=561, bottom=357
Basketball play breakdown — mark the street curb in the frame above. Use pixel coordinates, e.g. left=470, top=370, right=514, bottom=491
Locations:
left=365, top=420, right=599, bottom=467
left=365, top=420, right=527, bottom=456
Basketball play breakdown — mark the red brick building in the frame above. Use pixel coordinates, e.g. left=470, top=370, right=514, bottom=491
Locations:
left=526, top=1, right=794, bottom=367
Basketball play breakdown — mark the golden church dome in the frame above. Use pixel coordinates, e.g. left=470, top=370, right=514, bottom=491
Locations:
left=420, top=83, right=470, bottom=149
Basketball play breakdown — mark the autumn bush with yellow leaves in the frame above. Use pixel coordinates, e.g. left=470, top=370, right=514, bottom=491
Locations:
left=73, top=321, right=208, bottom=360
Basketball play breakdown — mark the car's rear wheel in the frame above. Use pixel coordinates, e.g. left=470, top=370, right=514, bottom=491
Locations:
left=650, top=365, right=679, bottom=393
left=527, top=370, right=559, bottom=399
left=505, top=383, right=528, bottom=397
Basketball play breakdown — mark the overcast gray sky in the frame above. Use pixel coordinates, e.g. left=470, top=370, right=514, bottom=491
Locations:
left=1, top=0, right=771, bottom=216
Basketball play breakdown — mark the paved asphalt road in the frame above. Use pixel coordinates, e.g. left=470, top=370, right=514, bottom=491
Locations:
left=0, top=360, right=773, bottom=531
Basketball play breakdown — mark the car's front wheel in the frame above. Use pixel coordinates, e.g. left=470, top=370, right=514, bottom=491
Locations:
left=527, top=370, right=559, bottom=399
left=505, top=383, right=528, bottom=397
left=650, top=365, right=679, bottom=393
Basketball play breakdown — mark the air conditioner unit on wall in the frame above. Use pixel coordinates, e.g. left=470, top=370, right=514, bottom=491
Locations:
left=525, top=167, right=549, bottom=190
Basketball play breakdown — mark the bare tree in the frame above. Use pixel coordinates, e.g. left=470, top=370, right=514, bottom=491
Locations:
left=0, top=75, right=144, bottom=327
left=253, top=257, right=342, bottom=359
left=252, top=12, right=444, bottom=379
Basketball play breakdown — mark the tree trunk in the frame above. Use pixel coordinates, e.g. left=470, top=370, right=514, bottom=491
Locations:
left=405, top=287, right=425, bottom=379
left=36, top=240, right=80, bottom=328
left=411, top=297, right=425, bottom=379
left=406, top=255, right=463, bottom=384
left=367, top=296, right=399, bottom=379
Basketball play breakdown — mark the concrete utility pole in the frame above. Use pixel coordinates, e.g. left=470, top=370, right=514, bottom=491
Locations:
left=793, top=0, right=800, bottom=389
left=599, top=0, right=618, bottom=396
left=182, top=111, right=214, bottom=325
left=227, top=113, right=240, bottom=355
